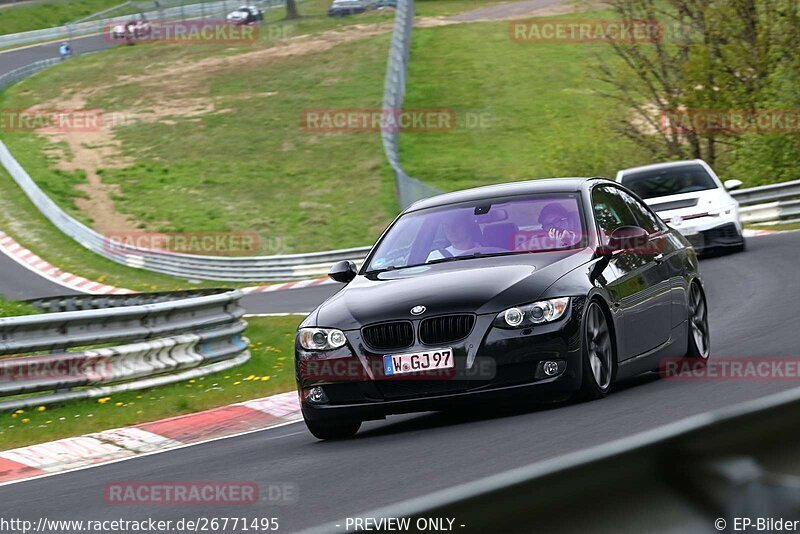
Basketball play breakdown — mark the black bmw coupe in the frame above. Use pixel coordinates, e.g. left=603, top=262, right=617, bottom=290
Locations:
left=295, top=178, right=710, bottom=439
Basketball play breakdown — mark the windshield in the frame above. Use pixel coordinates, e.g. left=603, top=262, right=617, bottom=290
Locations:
left=621, top=164, right=718, bottom=199
left=366, top=194, right=585, bottom=273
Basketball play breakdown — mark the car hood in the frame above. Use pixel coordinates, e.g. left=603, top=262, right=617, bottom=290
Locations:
left=314, top=250, right=591, bottom=330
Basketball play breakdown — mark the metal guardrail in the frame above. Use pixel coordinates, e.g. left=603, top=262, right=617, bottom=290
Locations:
left=733, top=180, right=800, bottom=225
left=381, top=0, right=443, bottom=210
left=0, top=288, right=249, bottom=411
left=0, top=137, right=371, bottom=281
left=0, top=58, right=59, bottom=92
left=308, top=385, right=800, bottom=533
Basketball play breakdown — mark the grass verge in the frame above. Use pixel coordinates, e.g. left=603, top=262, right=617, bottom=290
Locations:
left=746, top=221, right=800, bottom=232
left=0, top=0, right=124, bottom=37
left=0, top=296, right=39, bottom=317
left=0, top=315, right=301, bottom=451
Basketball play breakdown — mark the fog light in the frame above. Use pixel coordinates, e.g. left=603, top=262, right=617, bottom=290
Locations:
left=306, top=386, right=328, bottom=404
left=542, top=361, right=559, bottom=376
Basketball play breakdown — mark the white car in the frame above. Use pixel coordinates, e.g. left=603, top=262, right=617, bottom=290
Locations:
left=616, top=159, right=746, bottom=254
left=226, top=5, right=264, bottom=24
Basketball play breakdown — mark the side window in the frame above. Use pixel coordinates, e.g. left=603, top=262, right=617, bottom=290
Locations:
left=619, top=190, right=664, bottom=234
left=592, top=186, right=638, bottom=243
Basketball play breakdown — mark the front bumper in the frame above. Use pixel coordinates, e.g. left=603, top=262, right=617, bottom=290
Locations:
left=685, top=223, right=744, bottom=252
left=296, top=299, right=586, bottom=422
left=668, top=211, right=744, bottom=252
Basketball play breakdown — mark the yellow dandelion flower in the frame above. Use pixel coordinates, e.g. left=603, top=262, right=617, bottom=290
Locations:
left=97, top=397, right=111, bottom=404
left=115, top=402, right=124, bottom=407
left=261, top=376, right=271, bottom=381
left=14, top=409, right=23, bottom=414
left=36, top=406, right=46, bottom=412
left=21, top=418, right=29, bottom=424
left=233, top=381, right=242, bottom=385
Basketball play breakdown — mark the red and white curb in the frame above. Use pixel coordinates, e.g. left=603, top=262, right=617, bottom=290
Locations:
left=0, top=391, right=302, bottom=485
left=743, top=228, right=777, bottom=237
left=0, top=230, right=336, bottom=295
left=241, top=277, right=336, bottom=294
left=0, top=231, right=133, bottom=295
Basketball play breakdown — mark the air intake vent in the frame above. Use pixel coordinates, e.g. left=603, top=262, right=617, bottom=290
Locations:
left=650, top=197, right=699, bottom=212
left=362, top=322, right=414, bottom=351
left=419, top=315, right=475, bottom=345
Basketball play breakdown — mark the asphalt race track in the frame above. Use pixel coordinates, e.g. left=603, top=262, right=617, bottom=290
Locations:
left=0, top=33, right=110, bottom=72
left=2, top=231, right=800, bottom=531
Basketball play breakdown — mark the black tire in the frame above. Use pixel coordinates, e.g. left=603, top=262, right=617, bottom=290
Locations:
left=577, top=301, right=616, bottom=400
left=686, top=282, right=710, bottom=360
left=304, top=416, right=361, bottom=440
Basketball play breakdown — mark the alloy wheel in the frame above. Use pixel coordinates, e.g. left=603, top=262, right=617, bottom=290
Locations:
left=689, top=284, right=710, bottom=359
left=586, top=303, right=613, bottom=390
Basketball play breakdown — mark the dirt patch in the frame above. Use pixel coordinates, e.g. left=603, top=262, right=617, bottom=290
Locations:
left=31, top=93, right=221, bottom=234
left=34, top=23, right=396, bottom=233
left=113, top=23, right=394, bottom=98
left=31, top=4, right=596, bottom=233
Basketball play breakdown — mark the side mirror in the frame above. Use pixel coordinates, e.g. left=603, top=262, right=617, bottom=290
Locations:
left=604, top=226, right=649, bottom=253
left=328, top=260, right=357, bottom=284
left=724, top=179, right=743, bottom=191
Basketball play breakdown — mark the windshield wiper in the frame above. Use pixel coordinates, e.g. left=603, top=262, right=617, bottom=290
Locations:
left=427, top=251, right=513, bottom=265
left=366, top=265, right=399, bottom=274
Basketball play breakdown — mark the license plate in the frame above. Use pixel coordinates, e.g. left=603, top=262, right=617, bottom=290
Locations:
left=383, top=348, right=453, bottom=376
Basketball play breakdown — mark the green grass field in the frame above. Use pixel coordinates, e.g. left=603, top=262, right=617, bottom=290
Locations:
left=0, top=315, right=301, bottom=450
left=401, top=16, right=650, bottom=190
left=0, top=0, right=125, bottom=36
left=0, top=296, right=39, bottom=317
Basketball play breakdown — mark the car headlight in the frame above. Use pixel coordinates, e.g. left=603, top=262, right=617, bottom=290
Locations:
left=298, top=327, right=348, bottom=350
left=494, top=298, right=570, bottom=328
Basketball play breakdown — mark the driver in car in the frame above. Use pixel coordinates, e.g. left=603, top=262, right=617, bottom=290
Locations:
left=427, top=211, right=482, bottom=261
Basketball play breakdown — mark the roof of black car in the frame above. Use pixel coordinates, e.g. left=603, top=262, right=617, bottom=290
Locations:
left=405, top=177, right=610, bottom=212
